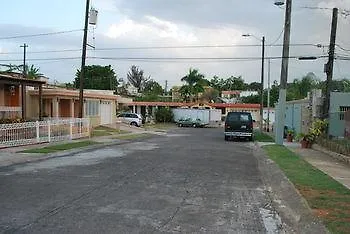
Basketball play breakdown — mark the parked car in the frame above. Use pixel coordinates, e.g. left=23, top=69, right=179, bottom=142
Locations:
left=117, top=113, right=143, bottom=127
left=224, top=112, right=253, bottom=141
left=177, top=118, right=205, bottom=128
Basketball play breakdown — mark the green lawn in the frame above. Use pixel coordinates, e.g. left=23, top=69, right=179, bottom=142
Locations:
left=21, top=141, right=99, bottom=154
left=113, top=133, right=151, bottom=140
left=144, top=123, right=176, bottom=131
left=254, top=131, right=274, bottom=142
left=91, top=126, right=130, bottom=137
left=264, top=145, right=350, bottom=234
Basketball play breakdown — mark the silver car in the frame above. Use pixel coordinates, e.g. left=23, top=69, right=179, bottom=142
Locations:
left=117, top=113, right=143, bottom=127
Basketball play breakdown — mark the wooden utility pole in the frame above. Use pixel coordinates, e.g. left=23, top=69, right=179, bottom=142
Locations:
left=324, top=8, right=338, bottom=120
left=79, top=0, right=90, bottom=118
left=20, top=43, right=28, bottom=119
left=260, top=36, right=265, bottom=132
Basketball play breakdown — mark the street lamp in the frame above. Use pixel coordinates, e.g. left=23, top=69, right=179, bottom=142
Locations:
left=242, top=34, right=265, bottom=132
left=274, top=0, right=292, bottom=145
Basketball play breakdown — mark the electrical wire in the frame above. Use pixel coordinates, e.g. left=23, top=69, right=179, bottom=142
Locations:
left=0, top=43, right=322, bottom=55
left=0, top=29, right=83, bottom=40
left=0, top=55, right=328, bottom=63
left=269, top=28, right=285, bottom=46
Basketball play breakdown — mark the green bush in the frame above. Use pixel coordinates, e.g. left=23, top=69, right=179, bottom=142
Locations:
left=155, top=107, right=174, bottom=123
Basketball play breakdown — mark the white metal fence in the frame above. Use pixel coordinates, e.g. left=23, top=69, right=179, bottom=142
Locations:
left=0, top=118, right=90, bottom=148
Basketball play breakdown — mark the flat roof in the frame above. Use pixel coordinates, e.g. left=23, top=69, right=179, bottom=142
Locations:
left=0, top=73, right=46, bottom=86
left=129, top=101, right=260, bottom=109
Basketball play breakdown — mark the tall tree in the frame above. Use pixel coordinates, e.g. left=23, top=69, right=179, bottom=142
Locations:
left=143, top=79, right=163, bottom=96
left=248, top=82, right=261, bottom=91
left=180, top=68, right=207, bottom=101
left=127, top=65, right=148, bottom=92
left=26, top=65, right=43, bottom=80
left=74, top=65, right=118, bottom=91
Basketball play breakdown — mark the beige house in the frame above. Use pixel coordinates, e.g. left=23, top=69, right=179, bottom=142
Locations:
left=27, top=87, right=118, bottom=126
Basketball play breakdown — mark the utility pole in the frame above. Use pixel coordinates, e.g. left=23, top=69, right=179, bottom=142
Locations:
left=267, top=59, right=271, bottom=132
left=165, top=80, right=168, bottom=95
left=275, top=0, right=292, bottom=145
left=20, top=43, right=28, bottom=119
left=260, top=36, right=265, bottom=132
left=79, top=0, right=90, bottom=118
left=324, top=8, right=338, bottom=121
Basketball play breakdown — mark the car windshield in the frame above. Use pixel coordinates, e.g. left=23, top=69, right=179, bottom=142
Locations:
left=227, top=113, right=251, bottom=122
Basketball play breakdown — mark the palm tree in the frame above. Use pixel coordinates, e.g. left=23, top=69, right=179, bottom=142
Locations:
left=180, top=68, right=207, bottom=102
left=26, top=65, right=43, bottom=80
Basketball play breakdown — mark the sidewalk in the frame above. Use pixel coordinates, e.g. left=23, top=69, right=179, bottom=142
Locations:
left=285, top=142, right=350, bottom=190
left=0, top=124, right=167, bottom=168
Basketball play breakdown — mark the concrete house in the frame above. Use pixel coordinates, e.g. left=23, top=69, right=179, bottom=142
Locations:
left=27, top=87, right=118, bottom=126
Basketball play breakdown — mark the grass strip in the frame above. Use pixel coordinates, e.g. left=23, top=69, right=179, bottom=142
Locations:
left=21, top=141, right=99, bottom=154
left=264, top=145, right=350, bottom=234
left=113, top=133, right=150, bottom=140
left=254, top=131, right=274, bottom=142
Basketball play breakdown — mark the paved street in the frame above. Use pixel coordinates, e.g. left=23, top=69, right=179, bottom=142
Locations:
left=0, top=128, right=324, bottom=233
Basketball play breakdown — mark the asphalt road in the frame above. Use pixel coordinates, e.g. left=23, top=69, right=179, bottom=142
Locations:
left=0, top=128, right=325, bottom=233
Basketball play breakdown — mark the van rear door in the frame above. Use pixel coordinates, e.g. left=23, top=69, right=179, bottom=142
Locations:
left=226, top=112, right=252, bottom=133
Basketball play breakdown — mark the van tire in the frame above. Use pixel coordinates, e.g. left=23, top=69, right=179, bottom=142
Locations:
left=225, top=136, right=229, bottom=141
left=248, top=136, right=253, bottom=141
left=130, top=122, right=138, bottom=127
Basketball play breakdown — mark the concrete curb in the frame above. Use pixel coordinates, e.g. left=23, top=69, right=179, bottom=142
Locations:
left=254, top=143, right=329, bottom=234
left=312, top=144, right=350, bottom=165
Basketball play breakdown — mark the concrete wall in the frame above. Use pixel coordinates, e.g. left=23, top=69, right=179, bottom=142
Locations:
left=329, top=92, right=350, bottom=137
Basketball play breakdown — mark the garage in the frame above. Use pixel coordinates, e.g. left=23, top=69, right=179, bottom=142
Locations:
left=100, top=101, right=112, bottom=125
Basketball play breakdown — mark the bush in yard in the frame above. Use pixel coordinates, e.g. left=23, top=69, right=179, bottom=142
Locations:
left=155, top=107, right=174, bottom=123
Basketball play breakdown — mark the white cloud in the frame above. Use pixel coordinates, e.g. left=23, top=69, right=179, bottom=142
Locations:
left=106, top=16, right=198, bottom=43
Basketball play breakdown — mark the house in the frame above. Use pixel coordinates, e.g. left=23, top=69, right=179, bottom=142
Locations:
left=328, top=92, right=350, bottom=137
left=280, top=90, right=350, bottom=138
left=27, top=87, right=118, bottom=126
left=0, top=73, right=46, bottom=121
left=220, top=90, right=259, bottom=104
left=127, top=101, right=261, bottom=123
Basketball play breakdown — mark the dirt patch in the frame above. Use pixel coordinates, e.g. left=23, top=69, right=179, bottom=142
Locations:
left=313, top=209, right=330, bottom=218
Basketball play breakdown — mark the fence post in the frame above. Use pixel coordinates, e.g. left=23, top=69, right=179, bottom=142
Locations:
left=36, top=121, right=40, bottom=143
left=87, top=119, right=90, bottom=138
left=48, top=120, right=51, bottom=142
left=80, top=119, right=82, bottom=136
left=70, top=119, right=73, bottom=140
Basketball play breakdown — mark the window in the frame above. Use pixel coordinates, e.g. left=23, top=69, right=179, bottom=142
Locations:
left=339, top=106, right=350, bottom=120
left=85, top=100, right=99, bottom=116
left=240, top=114, right=250, bottom=122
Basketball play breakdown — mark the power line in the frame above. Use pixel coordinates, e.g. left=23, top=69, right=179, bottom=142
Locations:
left=0, top=29, right=83, bottom=40
left=0, top=43, right=323, bottom=55
left=269, top=28, right=285, bottom=46
left=336, top=44, right=350, bottom=52
left=0, top=55, right=327, bottom=63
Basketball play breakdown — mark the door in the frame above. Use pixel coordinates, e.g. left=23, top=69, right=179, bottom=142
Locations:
left=100, top=101, right=112, bottom=125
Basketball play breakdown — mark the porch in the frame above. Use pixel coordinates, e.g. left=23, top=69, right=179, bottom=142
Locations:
left=0, top=73, right=46, bottom=120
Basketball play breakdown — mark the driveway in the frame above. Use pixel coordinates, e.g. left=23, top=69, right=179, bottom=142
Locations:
left=0, top=128, right=325, bottom=233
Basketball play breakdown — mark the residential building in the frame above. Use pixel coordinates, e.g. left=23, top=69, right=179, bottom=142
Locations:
left=27, top=87, right=118, bottom=126
left=329, top=92, right=350, bottom=137
left=0, top=73, right=46, bottom=120
left=127, top=101, right=261, bottom=123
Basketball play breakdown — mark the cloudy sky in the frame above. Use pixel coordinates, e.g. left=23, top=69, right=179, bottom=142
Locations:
left=1, top=0, right=350, bottom=89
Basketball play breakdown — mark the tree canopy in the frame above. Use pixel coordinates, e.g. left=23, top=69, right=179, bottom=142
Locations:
left=180, top=68, right=208, bottom=102
left=127, top=65, right=149, bottom=92
left=74, top=65, right=118, bottom=91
